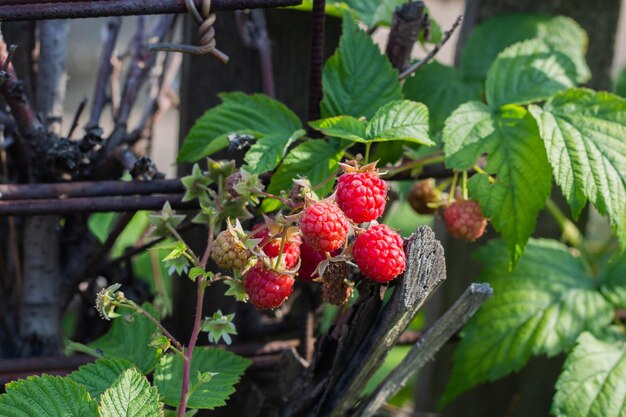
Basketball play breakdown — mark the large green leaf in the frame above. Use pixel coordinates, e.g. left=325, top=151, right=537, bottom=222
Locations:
left=442, top=239, right=614, bottom=405
left=70, top=304, right=162, bottom=374
left=321, top=14, right=402, bottom=119
left=529, top=89, right=626, bottom=247
left=366, top=100, right=432, bottom=145
left=553, top=332, right=626, bottom=417
left=443, top=102, right=552, bottom=263
left=486, top=39, right=577, bottom=108
left=154, top=348, right=251, bottom=410
left=461, top=13, right=589, bottom=83
left=403, top=62, right=482, bottom=132
left=99, top=368, right=163, bottom=417
left=0, top=375, right=98, bottom=417
left=178, top=93, right=302, bottom=171
left=263, top=140, right=345, bottom=211
left=243, top=129, right=305, bottom=174
left=70, top=359, right=134, bottom=400
left=309, top=116, right=367, bottom=142
left=600, top=251, right=626, bottom=309
left=310, top=100, right=432, bottom=145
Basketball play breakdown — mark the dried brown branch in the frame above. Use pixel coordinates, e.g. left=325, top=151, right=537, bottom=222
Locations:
left=87, top=16, right=122, bottom=130
left=399, top=15, right=463, bottom=80
left=354, top=283, right=492, bottom=417
left=318, top=226, right=447, bottom=417
left=386, top=1, right=427, bottom=71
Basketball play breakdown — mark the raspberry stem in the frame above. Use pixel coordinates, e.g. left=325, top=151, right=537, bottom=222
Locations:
left=273, top=229, right=288, bottom=270
left=462, top=171, right=468, bottom=200
left=448, top=171, right=459, bottom=204
left=473, top=164, right=496, bottom=183
left=311, top=167, right=340, bottom=192
left=177, top=222, right=215, bottom=417
left=111, top=300, right=185, bottom=358
left=381, top=153, right=445, bottom=178
left=365, top=142, right=372, bottom=164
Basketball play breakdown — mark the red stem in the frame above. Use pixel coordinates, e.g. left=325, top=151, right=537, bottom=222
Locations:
left=178, top=223, right=214, bottom=417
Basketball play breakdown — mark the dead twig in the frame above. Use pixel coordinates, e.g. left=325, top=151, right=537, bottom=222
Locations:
left=354, top=283, right=492, bottom=417
left=399, top=15, right=463, bottom=80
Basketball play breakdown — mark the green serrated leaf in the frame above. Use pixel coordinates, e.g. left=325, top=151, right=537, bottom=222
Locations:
left=263, top=140, right=344, bottom=211
left=99, top=368, right=163, bottom=417
left=223, top=279, right=248, bottom=302
left=309, top=116, right=367, bottom=142
left=154, top=348, right=251, bottom=409
left=529, top=89, right=626, bottom=247
left=600, top=251, right=626, bottom=309
left=403, top=61, right=482, bottom=132
left=461, top=13, right=589, bottom=83
left=178, top=93, right=302, bottom=164
left=69, top=359, right=134, bottom=400
left=365, top=100, right=432, bottom=145
left=441, top=239, right=614, bottom=405
left=553, top=332, right=626, bottom=417
left=244, top=129, right=306, bottom=174
left=321, top=14, right=402, bottom=119
left=485, top=38, right=577, bottom=108
left=188, top=267, right=206, bottom=282
left=79, top=304, right=162, bottom=374
left=443, top=102, right=552, bottom=263
left=0, top=375, right=98, bottom=416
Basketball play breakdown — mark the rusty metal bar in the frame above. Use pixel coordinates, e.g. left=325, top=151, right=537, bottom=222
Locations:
left=0, top=194, right=195, bottom=215
left=0, top=179, right=183, bottom=200
left=0, top=0, right=303, bottom=21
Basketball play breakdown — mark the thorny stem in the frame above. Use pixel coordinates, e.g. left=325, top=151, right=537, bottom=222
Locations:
left=177, top=222, right=215, bottom=417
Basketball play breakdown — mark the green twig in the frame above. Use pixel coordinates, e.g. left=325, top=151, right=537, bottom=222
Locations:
left=545, top=198, right=593, bottom=276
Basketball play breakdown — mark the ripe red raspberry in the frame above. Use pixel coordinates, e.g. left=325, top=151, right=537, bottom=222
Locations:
left=443, top=199, right=487, bottom=241
left=353, top=224, right=406, bottom=283
left=301, top=201, right=349, bottom=253
left=244, top=264, right=294, bottom=310
left=336, top=167, right=387, bottom=224
left=211, top=230, right=251, bottom=270
left=253, top=226, right=302, bottom=269
left=298, top=241, right=327, bottom=281
left=408, top=178, right=440, bottom=215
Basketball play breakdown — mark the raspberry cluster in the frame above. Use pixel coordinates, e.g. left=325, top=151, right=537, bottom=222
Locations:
left=406, top=177, right=488, bottom=242
left=216, top=161, right=407, bottom=311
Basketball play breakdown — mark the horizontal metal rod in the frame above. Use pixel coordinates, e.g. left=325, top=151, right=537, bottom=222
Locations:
left=0, top=179, right=184, bottom=200
left=0, top=194, right=196, bottom=215
left=0, top=0, right=302, bottom=21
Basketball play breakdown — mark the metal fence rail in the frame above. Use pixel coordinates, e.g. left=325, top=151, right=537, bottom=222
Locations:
left=0, top=0, right=302, bottom=21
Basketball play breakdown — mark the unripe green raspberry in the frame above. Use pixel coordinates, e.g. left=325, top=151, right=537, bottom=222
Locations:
left=211, top=230, right=251, bottom=270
